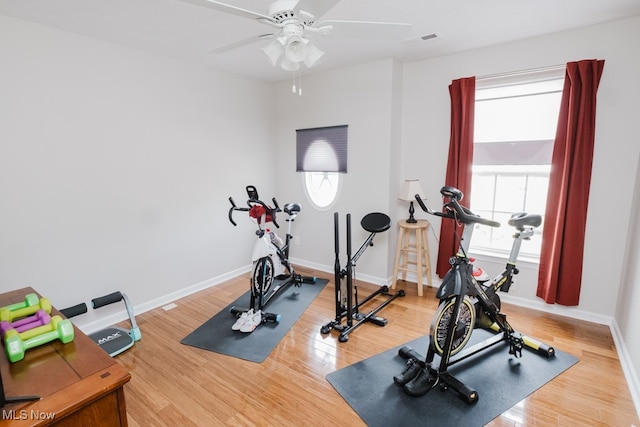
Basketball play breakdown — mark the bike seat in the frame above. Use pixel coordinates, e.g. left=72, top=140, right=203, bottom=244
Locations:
left=441, top=186, right=463, bottom=201
left=361, top=212, right=391, bottom=233
left=508, top=212, right=542, bottom=230
left=284, top=203, right=301, bottom=216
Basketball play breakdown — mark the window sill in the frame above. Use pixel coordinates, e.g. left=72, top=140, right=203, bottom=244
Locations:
left=469, top=248, right=540, bottom=270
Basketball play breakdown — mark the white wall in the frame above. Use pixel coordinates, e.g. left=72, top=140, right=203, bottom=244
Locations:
left=272, top=58, right=403, bottom=283
left=0, top=15, right=275, bottom=327
left=616, top=150, right=640, bottom=411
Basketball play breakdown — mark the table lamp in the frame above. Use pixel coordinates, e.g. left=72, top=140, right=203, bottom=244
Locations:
left=398, top=179, right=425, bottom=223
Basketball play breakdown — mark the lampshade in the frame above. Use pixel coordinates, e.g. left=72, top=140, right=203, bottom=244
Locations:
left=398, top=179, right=425, bottom=202
left=399, top=179, right=425, bottom=223
left=303, top=40, right=324, bottom=68
left=260, top=29, right=324, bottom=72
left=280, top=58, right=301, bottom=72
left=284, top=35, right=307, bottom=63
left=261, top=38, right=284, bottom=67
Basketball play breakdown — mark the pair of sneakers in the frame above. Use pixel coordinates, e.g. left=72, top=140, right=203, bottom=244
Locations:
left=231, top=309, right=262, bottom=333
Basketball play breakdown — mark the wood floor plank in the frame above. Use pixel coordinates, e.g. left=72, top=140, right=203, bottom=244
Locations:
left=113, top=268, right=639, bottom=426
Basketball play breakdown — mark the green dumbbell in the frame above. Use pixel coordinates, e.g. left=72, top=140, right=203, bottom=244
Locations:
left=0, top=295, right=52, bottom=323
left=0, top=293, right=39, bottom=312
left=4, top=315, right=74, bottom=363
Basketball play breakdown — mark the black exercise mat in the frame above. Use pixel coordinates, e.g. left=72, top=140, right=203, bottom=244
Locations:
left=327, top=329, right=578, bottom=427
left=181, top=278, right=328, bottom=363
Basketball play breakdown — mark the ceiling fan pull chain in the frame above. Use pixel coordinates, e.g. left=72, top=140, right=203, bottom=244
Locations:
left=291, top=70, right=297, bottom=94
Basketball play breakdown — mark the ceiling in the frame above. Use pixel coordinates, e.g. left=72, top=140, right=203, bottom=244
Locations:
left=1, top=0, right=639, bottom=82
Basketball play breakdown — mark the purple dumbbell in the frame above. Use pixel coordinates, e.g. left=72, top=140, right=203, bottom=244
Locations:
left=0, top=309, right=51, bottom=338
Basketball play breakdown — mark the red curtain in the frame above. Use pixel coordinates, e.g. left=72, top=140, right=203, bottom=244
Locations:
left=536, top=59, right=605, bottom=305
left=436, top=77, right=476, bottom=278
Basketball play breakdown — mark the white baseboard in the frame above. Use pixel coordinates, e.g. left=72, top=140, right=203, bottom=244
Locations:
left=498, top=293, right=612, bottom=325
left=74, top=264, right=251, bottom=335
left=610, top=320, right=640, bottom=420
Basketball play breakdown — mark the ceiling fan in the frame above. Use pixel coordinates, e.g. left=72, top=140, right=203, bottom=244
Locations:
left=181, top=0, right=412, bottom=72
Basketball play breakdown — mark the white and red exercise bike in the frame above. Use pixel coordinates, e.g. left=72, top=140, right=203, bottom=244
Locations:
left=228, top=185, right=316, bottom=328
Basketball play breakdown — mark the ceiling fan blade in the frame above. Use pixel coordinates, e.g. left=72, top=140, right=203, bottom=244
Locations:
left=319, top=20, right=412, bottom=40
left=180, top=0, right=275, bottom=23
left=208, top=34, right=275, bottom=53
left=294, top=0, right=341, bottom=20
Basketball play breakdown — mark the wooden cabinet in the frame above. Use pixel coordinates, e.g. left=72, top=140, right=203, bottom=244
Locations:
left=1, top=288, right=130, bottom=426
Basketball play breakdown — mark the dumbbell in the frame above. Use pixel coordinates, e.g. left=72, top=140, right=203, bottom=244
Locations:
left=0, top=294, right=52, bottom=322
left=0, top=309, right=51, bottom=338
left=0, top=293, right=39, bottom=312
left=4, top=315, right=75, bottom=363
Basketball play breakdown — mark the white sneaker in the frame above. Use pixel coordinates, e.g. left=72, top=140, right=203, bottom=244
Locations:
left=240, top=310, right=262, bottom=333
left=232, top=309, right=253, bottom=331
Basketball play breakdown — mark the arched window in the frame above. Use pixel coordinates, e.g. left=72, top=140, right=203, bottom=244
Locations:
left=296, top=125, right=347, bottom=210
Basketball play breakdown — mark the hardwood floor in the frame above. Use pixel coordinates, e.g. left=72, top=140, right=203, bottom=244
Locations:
left=116, top=267, right=639, bottom=426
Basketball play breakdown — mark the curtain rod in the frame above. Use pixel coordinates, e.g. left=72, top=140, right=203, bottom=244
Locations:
left=477, top=64, right=565, bottom=81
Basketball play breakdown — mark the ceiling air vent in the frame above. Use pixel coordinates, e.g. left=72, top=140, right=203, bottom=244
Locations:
left=403, top=33, right=440, bottom=45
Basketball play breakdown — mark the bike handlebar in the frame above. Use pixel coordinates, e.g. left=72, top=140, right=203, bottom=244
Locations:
left=415, top=187, right=500, bottom=228
left=228, top=197, right=247, bottom=226
left=228, top=195, right=281, bottom=228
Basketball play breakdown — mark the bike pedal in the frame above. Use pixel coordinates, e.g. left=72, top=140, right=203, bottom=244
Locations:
left=393, top=359, right=421, bottom=385
left=404, top=368, right=438, bottom=397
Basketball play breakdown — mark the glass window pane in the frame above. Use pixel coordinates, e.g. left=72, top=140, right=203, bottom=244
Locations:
left=524, top=175, right=549, bottom=214
left=490, top=212, right=515, bottom=252
left=494, top=175, right=526, bottom=213
left=470, top=76, right=562, bottom=258
left=470, top=174, right=495, bottom=212
left=304, top=172, right=340, bottom=209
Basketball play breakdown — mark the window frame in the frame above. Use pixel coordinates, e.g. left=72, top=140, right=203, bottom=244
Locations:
left=469, top=68, right=564, bottom=260
left=301, top=171, right=342, bottom=211
left=296, top=124, right=348, bottom=210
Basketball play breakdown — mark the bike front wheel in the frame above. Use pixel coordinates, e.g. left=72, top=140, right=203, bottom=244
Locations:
left=430, top=296, right=476, bottom=356
left=252, top=256, right=275, bottom=298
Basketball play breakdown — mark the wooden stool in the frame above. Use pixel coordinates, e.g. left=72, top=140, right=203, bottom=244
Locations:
left=392, top=219, right=432, bottom=296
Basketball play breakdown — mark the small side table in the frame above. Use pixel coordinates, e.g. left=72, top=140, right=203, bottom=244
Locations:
left=392, top=219, right=432, bottom=296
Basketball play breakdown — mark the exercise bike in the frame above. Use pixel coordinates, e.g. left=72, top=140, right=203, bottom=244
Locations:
left=228, top=185, right=316, bottom=329
left=393, top=185, right=555, bottom=403
left=321, top=212, right=405, bottom=342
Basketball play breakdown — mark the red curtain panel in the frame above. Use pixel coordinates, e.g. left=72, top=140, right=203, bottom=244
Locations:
left=536, top=59, right=605, bottom=306
left=436, top=77, right=476, bottom=278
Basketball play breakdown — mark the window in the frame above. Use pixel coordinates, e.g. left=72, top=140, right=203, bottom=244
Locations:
left=296, top=125, right=347, bottom=210
left=470, top=70, right=564, bottom=258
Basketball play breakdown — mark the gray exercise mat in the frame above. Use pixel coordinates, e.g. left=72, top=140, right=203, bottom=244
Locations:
left=327, top=329, right=578, bottom=427
left=181, top=278, right=328, bottom=363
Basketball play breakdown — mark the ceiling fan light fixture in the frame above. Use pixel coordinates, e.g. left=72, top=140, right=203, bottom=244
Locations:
left=280, top=57, right=301, bottom=72
left=303, top=40, right=324, bottom=68
left=261, top=38, right=285, bottom=66
left=284, top=35, right=307, bottom=63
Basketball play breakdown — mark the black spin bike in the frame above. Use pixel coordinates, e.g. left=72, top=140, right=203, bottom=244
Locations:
left=393, top=185, right=555, bottom=403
